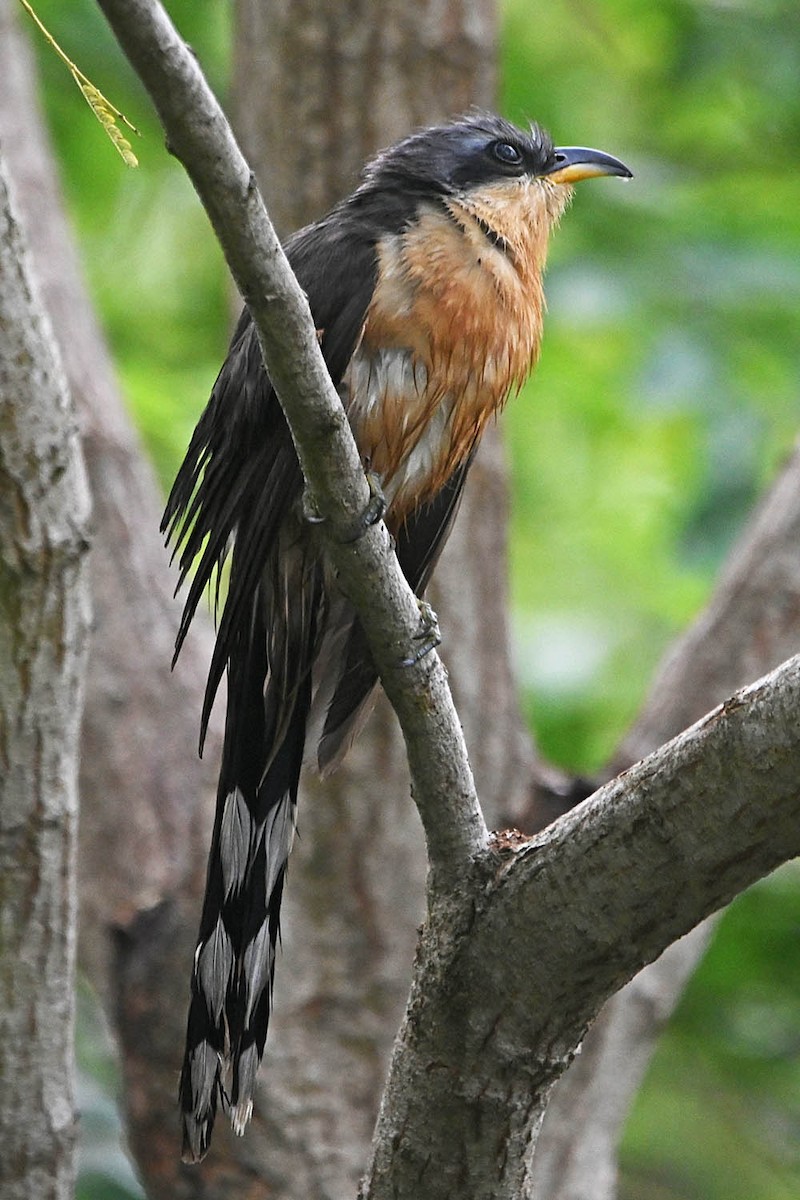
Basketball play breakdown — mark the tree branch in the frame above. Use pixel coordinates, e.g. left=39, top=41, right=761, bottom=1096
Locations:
left=363, top=653, right=800, bottom=1198
left=529, top=439, right=800, bottom=1199
left=95, top=0, right=487, bottom=880
left=0, top=148, right=91, bottom=1200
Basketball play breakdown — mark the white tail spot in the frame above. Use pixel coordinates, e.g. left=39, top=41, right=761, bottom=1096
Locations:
left=196, top=916, right=233, bottom=1022
left=219, top=786, right=252, bottom=897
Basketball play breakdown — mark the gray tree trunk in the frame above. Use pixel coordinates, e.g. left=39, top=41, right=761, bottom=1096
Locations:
left=0, top=5, right=223, bottom=1196
left=0, top=151, right=91, bottom=1200
left=232, top=0, right=497, bottom=238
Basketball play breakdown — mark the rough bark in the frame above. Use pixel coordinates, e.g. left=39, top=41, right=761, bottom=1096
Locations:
left=0, top=0, right=222, bottom=952
left=361, top=652, right=800, bottom=1199
left=0, top=151, right=91, bottom=1200
left=0, top=3, right=226, bottom=1194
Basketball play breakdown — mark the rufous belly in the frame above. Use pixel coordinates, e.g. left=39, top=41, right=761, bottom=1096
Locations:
left=342, top=178, right=567, bottom=527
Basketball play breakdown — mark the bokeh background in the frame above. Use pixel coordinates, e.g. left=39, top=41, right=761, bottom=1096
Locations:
left=24, top=0, right=800, bottom=1196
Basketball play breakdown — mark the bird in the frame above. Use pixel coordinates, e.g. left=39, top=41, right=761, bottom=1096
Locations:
left=163, top=111, right=631, bottom=1161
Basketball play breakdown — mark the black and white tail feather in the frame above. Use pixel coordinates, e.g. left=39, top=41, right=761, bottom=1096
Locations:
left=165, top=154, right=476, bottom=1162
left=163, top=206, right=382, bottom=1161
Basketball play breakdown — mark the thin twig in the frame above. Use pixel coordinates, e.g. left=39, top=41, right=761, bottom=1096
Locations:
left=18, top=0, right=139, bottom=166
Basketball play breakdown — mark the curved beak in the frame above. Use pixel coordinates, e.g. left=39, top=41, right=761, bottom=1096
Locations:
left=544, top=146, right=633, bottom=185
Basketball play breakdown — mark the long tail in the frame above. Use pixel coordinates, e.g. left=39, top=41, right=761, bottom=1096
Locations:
left=160, top=311, right=329, bottom=1159
left=179, top=550, right=322, bottom=1161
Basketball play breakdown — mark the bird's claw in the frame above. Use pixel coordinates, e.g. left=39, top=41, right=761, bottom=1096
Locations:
left=400, top=600, right=441, bottom=667
left=301, top=471, right=386, bottom=543
left=342, top=471, right=387, bottom=543
left=301, top=489, right=326, bottom=525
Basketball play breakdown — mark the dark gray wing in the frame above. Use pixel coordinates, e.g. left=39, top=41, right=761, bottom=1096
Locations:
left=162, top=212, right=380, bottom=748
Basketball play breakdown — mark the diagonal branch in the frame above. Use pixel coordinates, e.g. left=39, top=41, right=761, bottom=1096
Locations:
left=363, top=653, right=800, bottom=1198
left=95, top=0, right=487, bottom=881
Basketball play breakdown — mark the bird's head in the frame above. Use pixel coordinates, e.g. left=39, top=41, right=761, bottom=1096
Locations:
left=350, top=112, right=633, bottom=250
left=354, top=112, right=631, bottom=235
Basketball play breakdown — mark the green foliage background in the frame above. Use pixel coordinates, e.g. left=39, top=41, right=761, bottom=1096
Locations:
left=26, top=0, right=800, bottom=1196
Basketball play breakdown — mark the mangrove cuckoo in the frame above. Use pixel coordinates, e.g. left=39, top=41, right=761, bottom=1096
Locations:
left=163, top=112, right=632, bottom=1160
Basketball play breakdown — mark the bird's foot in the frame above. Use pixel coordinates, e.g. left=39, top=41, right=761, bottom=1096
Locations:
left=302, top=471, right=386, bottom=543
left=401, top=600, right=441, bottom=667
left=343, top=471, right=387, bottom=542
left=301, top=488, right=326, bottom=526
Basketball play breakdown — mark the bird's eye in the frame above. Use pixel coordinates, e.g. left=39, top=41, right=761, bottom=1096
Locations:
left=492, top=141, right=523, bottom=166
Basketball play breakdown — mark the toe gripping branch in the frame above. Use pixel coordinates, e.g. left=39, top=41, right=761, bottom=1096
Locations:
left=302, top=470, right=387, bottom=543
left=401, top=599, right=441, bottom=668
left=301, top=468, right=439, bottom=667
